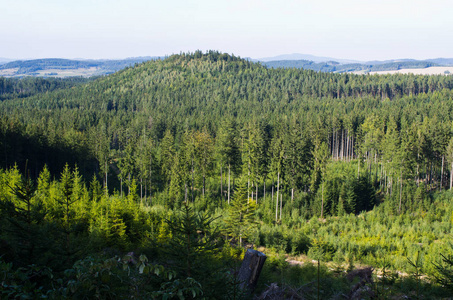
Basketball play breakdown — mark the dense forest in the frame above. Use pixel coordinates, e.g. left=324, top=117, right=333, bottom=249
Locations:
left=1, top=51, right=453, bottom=298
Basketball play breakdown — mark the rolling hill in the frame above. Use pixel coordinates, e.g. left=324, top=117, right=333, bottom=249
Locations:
left=0, top=57, right=162, bottom=78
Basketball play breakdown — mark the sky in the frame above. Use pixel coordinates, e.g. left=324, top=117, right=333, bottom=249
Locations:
left=1, top=0, right=452, bottom=61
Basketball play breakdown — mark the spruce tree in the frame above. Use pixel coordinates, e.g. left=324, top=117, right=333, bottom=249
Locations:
left=225, top=176, right=256, bottom=246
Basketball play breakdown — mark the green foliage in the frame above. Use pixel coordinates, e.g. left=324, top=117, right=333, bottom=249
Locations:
left=433, top=253, right=453, bottom=291
left=164, top=202, right=222, bottom=278
left=1, top=52, right=453, bottom=297
left=225, top=177, right=257, bottom=246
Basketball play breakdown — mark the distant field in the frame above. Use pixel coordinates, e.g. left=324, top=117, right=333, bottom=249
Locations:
left=0, top=67, right=103, bottom=78
left=355, top=66, right=453, bottom=75
left=0, top=68, right=19, bottom=77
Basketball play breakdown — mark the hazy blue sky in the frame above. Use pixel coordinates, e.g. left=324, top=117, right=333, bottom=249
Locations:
left=1, top=0, right=452, bottom=61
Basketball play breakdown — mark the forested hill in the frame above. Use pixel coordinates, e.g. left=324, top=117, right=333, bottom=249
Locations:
left=1, top=50, right=453, bottom=186
left=0, top=57, right=160, bottom=77
left=3, top=51, right=453, bottom=298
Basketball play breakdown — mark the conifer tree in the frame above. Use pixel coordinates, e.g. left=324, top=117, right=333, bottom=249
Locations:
left=225, top=177, right=256, bottom=246
left=164, top=202, right=221, bottom=278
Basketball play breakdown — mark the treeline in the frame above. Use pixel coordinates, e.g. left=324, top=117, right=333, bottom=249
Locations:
left=0, top=76, right=92, bottom=100
left=265, top=59, right=439, bottom=73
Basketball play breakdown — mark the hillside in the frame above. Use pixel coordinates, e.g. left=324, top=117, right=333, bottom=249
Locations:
left=0, top=57, right=161, bottom=77
left=1, top=51, right=453, bottom=298
left=264, top=59, right=442, bottom=73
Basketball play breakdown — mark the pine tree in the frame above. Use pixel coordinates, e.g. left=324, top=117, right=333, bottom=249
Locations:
left=0, top=169, right=48, bottom=266
left=164, top=202, right=221, bottom=278
left=225, top=177, right=256, bottom=246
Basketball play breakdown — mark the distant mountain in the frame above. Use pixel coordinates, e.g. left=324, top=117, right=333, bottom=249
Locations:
left=258, top=54, right=453, bottom=71
left=0, top=57, right=163, bottom=78
left=426, top=58, right=453, bottom=66
left=264, top=59, right=441, bottom=73
left=257, top=53, right=361, bottom=64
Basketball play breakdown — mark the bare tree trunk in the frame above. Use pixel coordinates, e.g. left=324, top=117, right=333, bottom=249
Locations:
left=149, top=156, right=152, bottom=203
left=346, top=130, right=350, bottom=162
left=185, top=183, right=187, bottom=202
left=441, top=155, right=444, bottom=191
left=248, top=168, right=250, bottom=201
left=271, top=180, right=274, bottom=208
left=321, top=181, right=324, bottom=219
left=450, top=162, right=453, bottom=190
left=228, top=164, right=231, bottom=204
left=291, top=188, right=294, bottom=203
left=399, top=169, right=403, bottom=214
left=352, top=135, right=354, bottom=159
left=191, top=156, right=194, bottom=202
left=105, top=159, right=108, bottom=190
left=221, top=166, right=223, bottom=201
left=280, top=193, right=282, bottom=220
left=276, top=172, right=279, bottom=222
left=203, top=175, right=205, bottom=198
left=332, top=127, right=335, bottom=159
left=336, top=129, right=340, bottom=159
left=263, top=179, right=266, bottom=203
left=256, top=182, right=258, bottom=204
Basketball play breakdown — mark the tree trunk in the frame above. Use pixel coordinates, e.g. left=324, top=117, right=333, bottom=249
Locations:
left=149, top=156, right=152, bottom=203
left=228, top=164, right=231, bottom=204
left=271, top=181, right=274, bottom=209
left=256, top=182, right=258, bottom=204
left=248, top=168, right=250, bottom=201
left=399, top=169, right=403, bottom=214
left=238, top=249, right=267, bottom=293
left=321, top=181, right=324, bottom=219
left=221, top=166, right=223, bottom=201
left=191, top=156, right=194, bottom=202
left=450, top=162, right=453, bottom=190
left=346, top=130, right=350, bottom=162
left=276, top=172, right=279, bottom=222
left=441, top=155, right=444, bottom=191
left=105, top=159, right=108, bottom=190
left=263, top=179, right=266, bottom=203
left=280, top=193, right=282, bottom=220
left=203, top=175, right=205, bottom=198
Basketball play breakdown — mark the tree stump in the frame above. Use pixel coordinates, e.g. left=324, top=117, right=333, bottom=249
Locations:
left=238, top=249, right=267, bottom=292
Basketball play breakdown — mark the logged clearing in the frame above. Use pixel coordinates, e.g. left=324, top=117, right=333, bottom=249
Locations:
left=355, top=66, right=453, bottom=75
